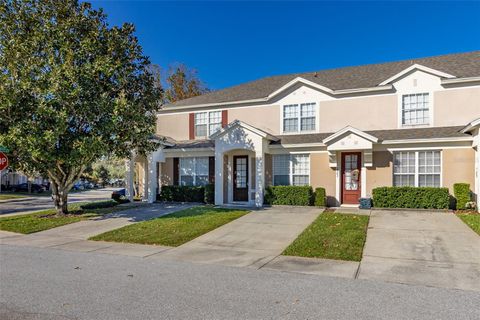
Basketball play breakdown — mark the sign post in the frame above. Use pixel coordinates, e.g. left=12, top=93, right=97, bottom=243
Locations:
left=0, top=152, right=9, bottom=193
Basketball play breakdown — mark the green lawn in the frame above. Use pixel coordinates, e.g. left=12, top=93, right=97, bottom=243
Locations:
left=90, top=206, right=249, bottom=247
left=0, top=194, right=27, bottom=200
left=0, top=200, right=131, bottom=234
left=458, top=213, right=480, bottom=235
left=283, top=212, right=369, bottom=261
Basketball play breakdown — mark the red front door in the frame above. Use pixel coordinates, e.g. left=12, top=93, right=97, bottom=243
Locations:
left=341, top=152, right=361, bottom=204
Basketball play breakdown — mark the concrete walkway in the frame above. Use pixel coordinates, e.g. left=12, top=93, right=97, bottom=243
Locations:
left=153, top=206, right=322, bottom=268
left=0, top=202, right=196, bottom=252
left=357, top=210, right=480, bottom=291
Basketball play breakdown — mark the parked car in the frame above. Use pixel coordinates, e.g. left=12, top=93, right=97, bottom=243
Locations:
left=112, top=189, right=126, bottom=197
left=111, top=189, right=127, bottom=203
left=72, top=182, right=85, bottom=191
left=10, top=183, right=46, bottom=193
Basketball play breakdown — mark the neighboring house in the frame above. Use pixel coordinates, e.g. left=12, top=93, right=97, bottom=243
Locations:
left=0, top=170, right=48, bottom=188
left=126, top=51, right=480, bottom=208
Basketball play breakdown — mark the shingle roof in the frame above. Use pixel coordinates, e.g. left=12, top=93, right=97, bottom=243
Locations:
left=163, top=126, right=469, bottom=149
left=166, top=51, right=480, bottom=108
left=273, top=126, right=469, bottom=145
left=165, top=140, right=214, bottom=150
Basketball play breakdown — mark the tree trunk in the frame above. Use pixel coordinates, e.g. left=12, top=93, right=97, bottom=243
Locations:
left=51, top=182, right=69, bottom=216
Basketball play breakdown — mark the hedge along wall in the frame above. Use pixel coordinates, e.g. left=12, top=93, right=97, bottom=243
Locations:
left=372, top=186, right=450, bottom=209
left=264, top=186, right=314, bottom=206
left=453, top=183, right=471, bottom=210
left=158, top=185, right=215, bottom=204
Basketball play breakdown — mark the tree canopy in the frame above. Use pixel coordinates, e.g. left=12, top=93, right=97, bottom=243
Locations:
left=0, top=0, right=161, bottom=214
left=147, top=63, right=208, bottom=104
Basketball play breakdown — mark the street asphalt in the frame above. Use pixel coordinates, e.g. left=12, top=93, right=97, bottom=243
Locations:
left=1, top=245, right=479, bottom=320
left=0, top=188, right=119, bottom=215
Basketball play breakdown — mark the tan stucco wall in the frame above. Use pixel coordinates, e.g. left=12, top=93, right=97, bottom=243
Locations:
left=434, top=87, right=480, bottom=127
left=227, top=105, right=280, bottom=134
left=157, top=113, right=190, bottom=141
left=310, top=153, right=337, bottom=206
left=135, top=157, right=146, bottom=197
left=366, top=151, right=393, bottom=196
left=319, top=95, right=397, bottom=133
left=442, top=148, right=475, bottom=194
left=160, top=158, right=174, bottom=186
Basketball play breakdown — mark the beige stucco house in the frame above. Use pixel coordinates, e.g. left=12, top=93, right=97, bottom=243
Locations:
left=126, top=51, right=480, bottom=208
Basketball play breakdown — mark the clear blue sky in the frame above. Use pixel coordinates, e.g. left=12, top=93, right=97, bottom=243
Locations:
left=91, top=1, right=479, bottom=90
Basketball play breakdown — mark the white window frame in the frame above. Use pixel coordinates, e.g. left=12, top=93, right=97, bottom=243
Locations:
left=179, top=157, right=209, bottom=186
left=398, top=92, right=434, bottom=128
left=273, top=154, right=310, bottom=186
left=393, top=150, right=442, bottom=187
left=282, top=103, right=317, bottom=134
left=194, top=111, right=222, bottom=138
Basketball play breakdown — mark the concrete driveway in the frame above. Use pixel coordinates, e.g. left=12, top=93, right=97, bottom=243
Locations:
left=156, top=206, right=321, bottom=268
left=358, top=210, right=480, bottom=291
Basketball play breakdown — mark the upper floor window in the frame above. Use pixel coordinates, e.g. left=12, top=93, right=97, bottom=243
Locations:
left=402, top=93, right=429, bottom=126
left=393, top=150, right=440, bottom=187
left=179, top=157, right=209, bottom=186
left=273, top=154, right=310, bottom=186
left=283, top=103, right=316, bottom=133
left=195, top=111, right=222, bottom=137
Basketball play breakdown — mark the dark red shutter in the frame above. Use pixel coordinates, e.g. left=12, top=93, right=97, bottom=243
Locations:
left=189, top=113, right=195, bottom=140
left=209, top=156, right=215, bottom=184
left=173, top=158, right=179, bottom=185
left=221, top=110, right=228, bottom=128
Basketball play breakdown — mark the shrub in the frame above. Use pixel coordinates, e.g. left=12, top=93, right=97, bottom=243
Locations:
left=264, top=185, right=314, bottom=206
left=314, top=187, right=326, bottom=207
left=372, top=186, right=449, bottom=209
left=159, top=185, right=205, bottom=203
left=453, top=183, right=471, bottom=210
left=204, top=184, right=215, bottom=204
left=81, top=200, right=118, bottom=209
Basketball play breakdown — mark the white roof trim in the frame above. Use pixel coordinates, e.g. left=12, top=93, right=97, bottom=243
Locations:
left=322, top=126, right=379, bottom=144
left=380, top=136, right=473, bottom=144
left=461, top=118, right=480, bottom=133
left=442, top=76, right=480, bottom=85
left=379, top=64, right=456, bottom=86
left=209, top=120, right=279, bottom=141
left=159, top=77, right=393, bottom=112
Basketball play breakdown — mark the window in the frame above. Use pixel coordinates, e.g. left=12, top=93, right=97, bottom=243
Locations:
left=273, top=154, right=310, bottom=186
left=195, top=111, right=222, bottom=137
left=402, top=93, right=429, bottom=126
left=179, top=157, right=209, bottom=186
left=393, top=151, right=440, bottom=187
left=283, top=103, right=316, bottom=133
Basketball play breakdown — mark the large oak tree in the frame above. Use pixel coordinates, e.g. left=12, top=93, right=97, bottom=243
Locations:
left=0, top=0, right=161, bottom=215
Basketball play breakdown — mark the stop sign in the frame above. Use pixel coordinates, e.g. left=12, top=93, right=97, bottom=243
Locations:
left=0, top=152, right=8, bottom=171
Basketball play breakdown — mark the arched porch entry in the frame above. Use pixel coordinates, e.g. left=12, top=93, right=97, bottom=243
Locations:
left=211, top=120, right=278, bottom=207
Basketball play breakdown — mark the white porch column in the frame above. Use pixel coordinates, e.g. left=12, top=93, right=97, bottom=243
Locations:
left=146, top=148, right=165, bottom=203
left=146, top=153, right=155, bottom=203
left=125, top=152, right=135, bottom=202
left=214, top=152, right=224, bottom=205
left=254, top=147, right=265, bottom=208
left=142, top=158, right=148, bottom=201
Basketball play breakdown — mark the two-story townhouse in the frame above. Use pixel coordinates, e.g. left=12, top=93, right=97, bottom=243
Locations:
left=126, top=51, right=480, bottom=208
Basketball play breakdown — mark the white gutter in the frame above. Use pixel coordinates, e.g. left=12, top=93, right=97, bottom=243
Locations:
left=380, top=136, right=473, bottom=144
left=441, top=76, right=480, bottom=85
